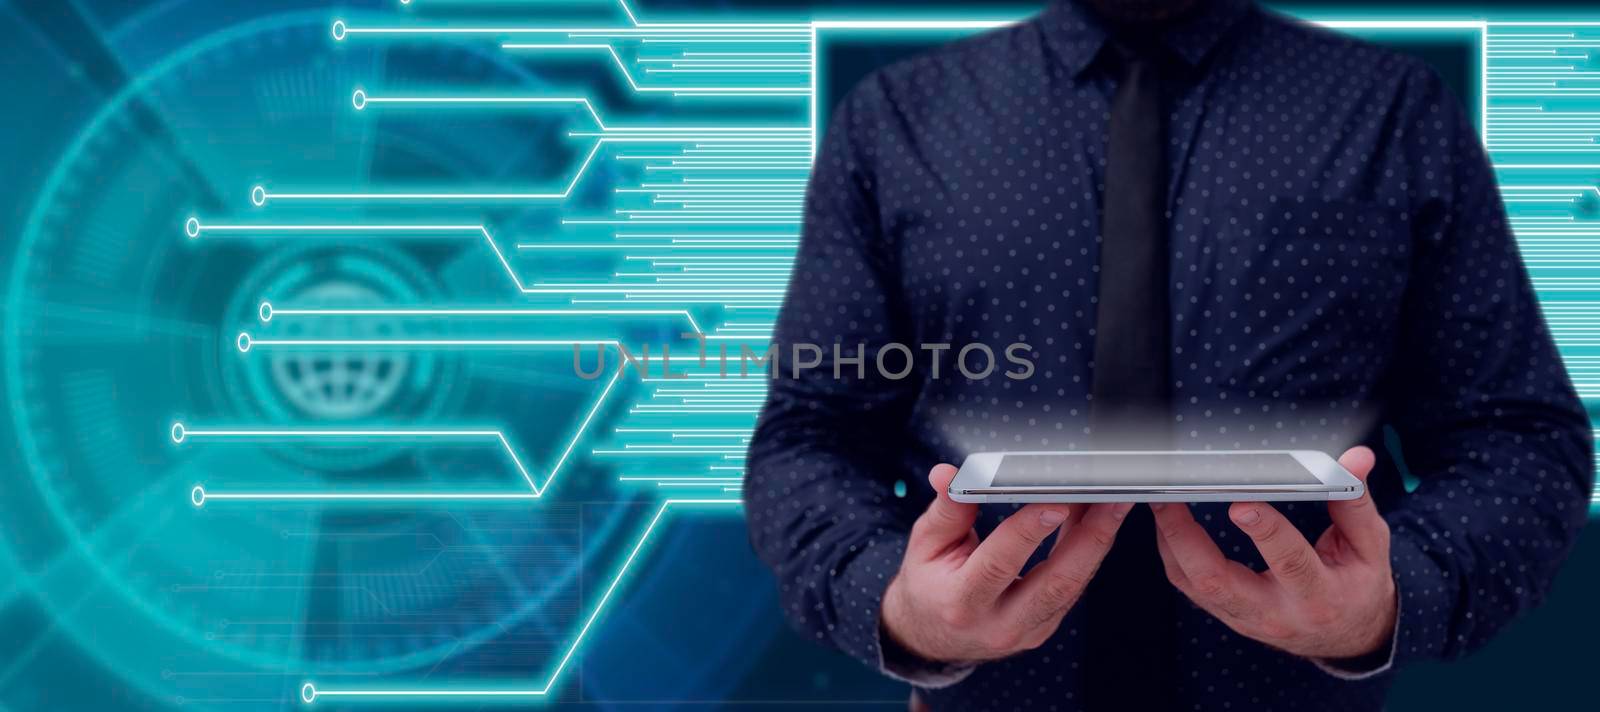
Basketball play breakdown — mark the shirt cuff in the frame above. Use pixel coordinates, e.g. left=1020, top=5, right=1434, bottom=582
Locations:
left=875, top=621, right=978, bottom=688
left=1309, top=578, right=1402, bottom=680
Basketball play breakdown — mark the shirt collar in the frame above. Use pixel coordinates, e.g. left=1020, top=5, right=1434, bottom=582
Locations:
left=1039, top=0, right=1256, bottom=77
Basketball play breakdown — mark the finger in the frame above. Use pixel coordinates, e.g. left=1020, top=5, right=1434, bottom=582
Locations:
left=1005, top=502, right=1133, bottom=629
left=1327, top=446, right=1389, bottom=559
left=1152, top=513, right=1190, bottom=589
left=1151, top=502, right=1271, bottom=620
left=1048, top=505, right=1077, bottom=556
left=959, top=503, right=1073, bottom=604
left=907, top=464, right=979, bottom=559
left=1229, top=502, right=1327, bottom=597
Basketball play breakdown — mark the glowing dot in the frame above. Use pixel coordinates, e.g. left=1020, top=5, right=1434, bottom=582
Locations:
left=251, top=185, right=267, bottom=206
left=237, top=332, right=253, bottom=353
left=191, top=486, right=206, bottom=507
left=259, top=302, right=274, bottom=322
left=301, top=683, right=317, bottom=704
left=893, top=480, right=907, bottom=498
left=171, top=422, right=186, bottom=443
left=185, top=217, right=200, bottom=238
left=352, top=89, right=367, bottom=110
left=331, top=20, right=347, bottom=41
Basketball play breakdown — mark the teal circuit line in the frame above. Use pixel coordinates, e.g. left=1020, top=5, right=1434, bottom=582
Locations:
left=183, top=221, right=620, bottom=299
left=258, top=303, right=705, bottom=335
left=185, top=216, right=798, bottom=306
left=298, top=498, right=741, bottom=704
left=253, top=140, right=604, bottom=203
left=238, top=336, right=619, bottom=350
left=185, top=220, right=739, bottom=347
left=255, top=94, right=812, bottom=203
left=1481, top=23, right=1600, bottom=505
left=207, top=192, right=805, bottom=306
left=254, top=10, right=816, bottom=204
left=606, top=369, right=770, bottom=495
left=400, top=0, right=651, bottom=27
left=495, top=42, right=810, bottom=94
left=179, top=365, right=624, bottom=504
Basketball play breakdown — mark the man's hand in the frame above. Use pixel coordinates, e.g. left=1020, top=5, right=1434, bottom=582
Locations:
left=1151, top=446, right=1397, bottom=660
left=881, top=464, right=1133, bottom=664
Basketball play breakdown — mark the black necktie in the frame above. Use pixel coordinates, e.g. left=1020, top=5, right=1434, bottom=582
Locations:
left=1082, top=41, right=1179, bottom=710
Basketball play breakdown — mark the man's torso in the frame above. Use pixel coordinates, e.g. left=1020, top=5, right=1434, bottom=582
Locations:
left=841, top=6, right=1452, bottom=709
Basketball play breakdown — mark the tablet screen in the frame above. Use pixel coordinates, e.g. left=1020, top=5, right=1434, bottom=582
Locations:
left=991, top=453, right=1319, bottom=487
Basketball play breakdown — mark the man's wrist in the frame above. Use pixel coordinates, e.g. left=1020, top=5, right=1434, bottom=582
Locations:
left=879, top=574, right=938, bottom=662
left=1311, top=582, right=1401, bottom=680
left=876, top=616, right=977, bottom=688
left=875, top=574, right=978, bottom=687
left=1343, top=577, right=1398, bottom=658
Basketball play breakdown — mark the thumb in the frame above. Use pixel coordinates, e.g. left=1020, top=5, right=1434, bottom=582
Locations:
left=908, top=464, right=978, bottom=558
left=1327, top=446, right=1388, bottom=558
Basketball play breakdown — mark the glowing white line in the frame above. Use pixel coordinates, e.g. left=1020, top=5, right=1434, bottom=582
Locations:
left=187, top=224, right=638, bottom=298
left=806, top=18, right=1487, bottom=30
left=258, top=142, right=603, bottom=202
left=204, top=493, right=543, bottom=501
left=499, top=43, right=807, bottom=94
left=342, top=26, right=810, bottom=35
left=186, top=368, right=625, bottom=501
left=355, top=93, right=606, bottom=128
left=192, top=223, right=483, bottom=233
left=262, top=305, right=703, bottom=335
left=1504, top=185, right=1600, bottom=197
left=243, top=338, right=618, bottom=346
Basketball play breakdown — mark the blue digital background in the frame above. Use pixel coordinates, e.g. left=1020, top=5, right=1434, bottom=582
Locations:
left=1, top=1, right=1598, bottom=710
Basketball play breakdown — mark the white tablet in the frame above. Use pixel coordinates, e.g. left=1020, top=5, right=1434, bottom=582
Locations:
left=948, top=450, right=1363, bottom=503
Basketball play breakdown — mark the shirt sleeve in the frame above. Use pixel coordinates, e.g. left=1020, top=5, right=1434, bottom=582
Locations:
left=744, top=75, right=932, bottom=677
left=1380, top=63, right=1595, bottom=667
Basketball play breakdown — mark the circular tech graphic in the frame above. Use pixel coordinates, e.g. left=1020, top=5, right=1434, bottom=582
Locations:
left=1, top=5, right=651, bottom=708
left=267, top=284, right=413, bottom=422
left=222, top=245, right=450, bottom=472
left=253, top=260, right=426, bottom=422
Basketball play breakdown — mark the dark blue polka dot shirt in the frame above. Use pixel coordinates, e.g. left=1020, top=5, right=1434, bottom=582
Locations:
left=745, top=1, right=1595, bottom=709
